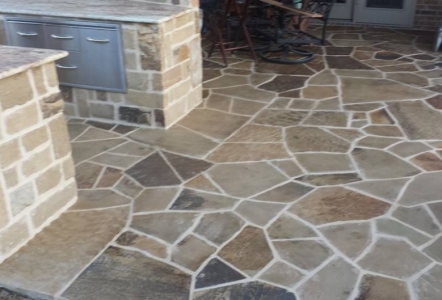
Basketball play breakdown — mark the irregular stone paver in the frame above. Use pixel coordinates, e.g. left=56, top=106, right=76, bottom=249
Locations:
left=297, top=258, right=359, bottom=300
left=268, top=214, right=317, bottom=239
left=358, top=238, right=431, bottom=279
left=109, top=141, right=154, bottom=156
left=75, top=127, right=120, bottom=141
left=412, top=265, right=442, bottom=300
left=67, top=123, right=89, bottom=140
left=195, top=258, right=245, bottom=289
left=328, top=128, right=364, bottom=141
left=357, top=136, right=401, bottom=148
left=341, top=78, right=431, bottom=103
left=208, top=162, right=286, bottom=198
left=348, top=178, right=409, bottom=202
left=203, top=74, right=249, bottom=88
left=289, top=187, right=390, bottom=225
left=133, top=187, right=180, bottom=212
left=211, top=85, right=276, bottom=102
left=254, top=182, right=313, bottom=203
left=295, top=173, right=362, bottom=186
left=184, top=174, right=221, bottom=193
left=387, top=72, right=429, bottom=87
left=369, top=109, right=394, bottom=124
left=259, top=261, right=304, bottom=287
left=179, top=109, right=249, bottom=140
left=227, top=124, right=282, bottom=143
left=252, top=109, right=309, bottom=126
left=320, top=222, right=371, bottom=259
left=207, top=143, right=290, bottom=162
left=363, top=125, right=403, bottom=137
left=388, top=141, right=432, bottom=157
left=71, top=139, right=126, bottom=163
left=423, top=236, right=442, bottom=263
left=235, top=200, right=285, bottom=226
left=352, top=148, right=420, bottom=179
left=286, top=127, right=351, bottom=153
left=172, top=235, right=216, bottom=271
left=129, top=127, right=218, bottom=158
left=388, top=101, right=442, bottom=140
left=70, top=189, right=131, bottom=210
left=398, top=172, right=442, bottom=205
left=170, top=189, right=238, bottom=211
left=218, top=226, right=273, bottom=276
left=270, top=160, right=304, bottom=178
left=0, top=208, right=129, bottom=296
left=194, top=282, right=297, bottom=299
left=302, top=86, right=339, bottom=100
left=428, top=202, right=442, bottom=226
left=75, top=162, right=103, bottom=188
left=194, top=212, right=244, bottom=245
left=303, top=111, right=348, bottom=127
left=393, top=206, right=440, bottom=235
left=258, top=75, right=308, bottom=93
left=96, top=167, right=123, bottom=188
left=274, top=240, right=333, bottom=270
left=115, top=231, right=168, bottom=259
left=309, top=69, right=337, bottom=85
left=62, top=247, right=191, bottom=300
left=163, top=152, right=213, bottom=180
left=356, top=275, right=411, bottom=300
left=411, top=152, right=442, bottom=171
left=131, top=212, right=197, bottom=244
left=255, top=61, right=314, bottom=75
left=125, top=152, right=181, bottom=187
left=296, top=153, right=354, bottom=173
left=376, top=219, right=430, bottom=246
left=326, top=56, right=373, bottom=70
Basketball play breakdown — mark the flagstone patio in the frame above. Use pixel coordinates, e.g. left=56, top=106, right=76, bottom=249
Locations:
left=1, top=25, right=442, bottom=300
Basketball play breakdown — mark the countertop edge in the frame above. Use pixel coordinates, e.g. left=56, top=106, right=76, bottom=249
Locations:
left=0, top=7, right=194, bottom=24
left=0, top=49, right=68, bottom=80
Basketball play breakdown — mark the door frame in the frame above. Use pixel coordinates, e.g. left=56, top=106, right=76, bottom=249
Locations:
left=353, top=0, right=417, bottom=27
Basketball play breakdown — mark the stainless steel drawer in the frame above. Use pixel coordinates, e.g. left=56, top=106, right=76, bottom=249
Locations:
left=55, top=51, right=86, bottom=86
left=6, top=21, right=45, bottom=48
left=46, top=25, right=80, bottom=51
left=81, top=28, right=125, bottom=91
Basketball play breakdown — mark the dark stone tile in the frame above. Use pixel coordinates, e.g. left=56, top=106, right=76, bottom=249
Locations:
left=203, top=60, right=224, bottom=69
left=255, top=62, right=314, bottom=75
left=62, top=247, right=191, bottom=300
left=374, top=51, right=402, bottom=60
left=258, top=76, right=308, bottom=93
left=125, top=152, right=181, bottom=187
left=326, top=56, right=373, bottom=70
left=0, top=288, right=33, bottom=300
left=163, top=152, right=213, bottom=181
left=193, top=282, right=296, bottom=299
left=154, top=109, right=165, bottom=127
left=325, top=47, right=354, bottom=55
left=118, top=106, right=152, bottom=125
left=295, top=173, right=362, bottom=186
left=86, top=120, right=115, bottom=130
left=195, top=258, right=245, bottom=289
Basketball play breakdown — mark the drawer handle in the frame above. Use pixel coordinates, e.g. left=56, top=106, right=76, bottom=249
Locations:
left=86, top=37, right=109, bottom=43
left=17, top=31, right=38, bottom=36
left=51, top=34, right=74, bottom=40
left=56, top=64, right=78, bottom=70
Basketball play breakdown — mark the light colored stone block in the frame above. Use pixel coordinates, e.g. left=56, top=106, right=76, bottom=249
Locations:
left=0, top=139, right=21, bottom=168
left=0, top=72, right=33, bottom=110
left=0, top=217, right=29, bottom=257
left=164, top=97, right=187, bottom=127
left=21, top=125, right=49, bottom=152
left=5, top=102, right=40, bottom=135
left=175, top=12, right=194, bottom=29
left=172, top=25, right=195, bottom=45
left=126, top=71, right=150, bottom=91
left=9, top=183, right=35, bottom=215
left=122, top=27, right=136, bottom=50
left=36, top=165, right=62, bottom=195
left=48, top=115, right=71, bottom=159
left=0, top=185, right=10, bottom=230
left=62, top=158, right=75, bottom=180
left=31, top=181, right=77, bottom=229
left=3, top=167, right=19, bottom=189
left=126, top=90, right=164, bottom=108
left=21, top=147, right=53, bottom=178
left=44, top=63, right=59, bottom=88
left=90, top=103, right=115, bottom=120
left=32, top=66, right=47, bottom=96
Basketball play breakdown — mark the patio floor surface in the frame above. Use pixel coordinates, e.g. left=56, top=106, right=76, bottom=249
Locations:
left=0, top=25, right=442, bottom=300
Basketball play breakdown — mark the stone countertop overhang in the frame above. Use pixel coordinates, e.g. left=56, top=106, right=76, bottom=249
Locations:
left=0, top=45, right=67, bottom=80
left=0, top=0, right=191, bottom=24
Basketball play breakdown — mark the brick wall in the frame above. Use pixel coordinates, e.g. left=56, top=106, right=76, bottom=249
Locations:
left=0, top=62, right=77, bottom=262
left=415, top=0, right=442, bottom=30
left=61, top=9, right=202, bottom=128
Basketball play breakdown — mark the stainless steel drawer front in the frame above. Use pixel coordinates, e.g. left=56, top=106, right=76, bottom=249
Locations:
left=4, top=18, right=126, bottom=92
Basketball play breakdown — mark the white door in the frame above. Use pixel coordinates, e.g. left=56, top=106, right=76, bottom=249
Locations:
left=330, top=0, right=354, bottom=20
left=353, top=0, right=416, bottom=26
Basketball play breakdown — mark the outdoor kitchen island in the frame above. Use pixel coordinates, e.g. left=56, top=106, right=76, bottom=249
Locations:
left=0, top=0, right=203, bottom=128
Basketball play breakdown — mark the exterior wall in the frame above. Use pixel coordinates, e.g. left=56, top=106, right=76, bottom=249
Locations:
left=0, top=62, right=77, bottom=263
left=415, top=0, right=442, bottom=30
left=62, top=10, right=202, bottom=128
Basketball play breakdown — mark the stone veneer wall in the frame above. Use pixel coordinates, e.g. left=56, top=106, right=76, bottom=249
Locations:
left=415, top=0, right=442, bottom=30
left=0, top=62, right=77, bottom=263
left=61, top=9, right=202, bottom=128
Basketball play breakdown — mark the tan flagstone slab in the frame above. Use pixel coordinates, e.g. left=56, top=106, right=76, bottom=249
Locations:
left=254, top=182, right=313, bottom=203
left=411, top=152, right=442, bottom=171
left=289, top=187, right=390, bottom=225
left=335, top=69, right=383, bottom=78
left=115, top=231, right=168, bottom=259
left=274, top=240, right=333, bottom=270
left=207, top=143, right=290, bottom=162
left=393, top=206, right=440, bottom=236
left=357, top=136, right=401, bottom=148
left=302, top=111, right=348, bottom=127
left=71, top=139, right=126, bottom=163
left=348, top=178, right=409, bottom=202
left=295, top=173, right=362, bottom=186
left=270, top=160, right=304, bottom=178
left=363, top=125, right=404, bottom=137
left=357, top=275, right=411, bottom=300
left=252, top=110, right=309, bottom=127
left=268, top=213, right=317, bottom=239
left=258, top=76, right=309, bottom=93
left=286, top=127, right=351, bottom=153
left=308, top=70, right=337, bottom=85
left=211, top=85, right=276, bottom=102
left=202, top=75, right=249, bottom=89
left=70, top=190, right=131, bottom=210
left=302, top=86, right=339, bottom=100
left=227, top=125, right=282, bottom=143
left=341, top=78, right=432, bottom=103
left=75, top=127, right=120, bottom=142
left=194, top=212, right=244, bottom=245
left=315, top=97, right=341, bottom=110
left=194, top=282, right=297, bottom=299
left=170, top=189, right=238, bottom=211
left=235, top=200, right=286, bottom=226
left=133, top=187, right=180, bottom=212
left=259, top=261, right=304, bottom=288
left=389, top=141, right=432, bottom=157
left=184, top=175, right=221, bottom=193
left=231, top=99, right=266, bottom=116
left=296, top=153, right=354, bottom=172
left=377, top=218, right=430, bottom=246
left=172, top=235, right=216, bottom=271
left=386, top=73, right=429, bottom=87
left=0, top=207, right=129, bottom=297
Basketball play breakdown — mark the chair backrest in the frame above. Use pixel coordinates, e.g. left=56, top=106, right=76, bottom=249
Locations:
left=306, top=0, right=335, bottom=20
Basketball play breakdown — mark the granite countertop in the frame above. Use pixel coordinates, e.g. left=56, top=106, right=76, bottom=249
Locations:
left=0, top=45, right=67, bottom=80
left=0, top=0, right=190, bottom=23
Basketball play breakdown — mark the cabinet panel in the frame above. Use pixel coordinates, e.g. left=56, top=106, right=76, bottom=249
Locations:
left=81, top=28, right=125, bottom=91
left=55, top=51, right=86, bottom=86
left=6, top=21, right=45, bottom=48
left=45, top=25, right=80, bottom=51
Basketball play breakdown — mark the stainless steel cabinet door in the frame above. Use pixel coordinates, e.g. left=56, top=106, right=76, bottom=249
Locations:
left=45, top=25, right=80, bottom=51
left=80, top=28, right=125, bottom=91
left=6, top=21, right=45, bottom=48
left=55, top=51, right=86, bottom=86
